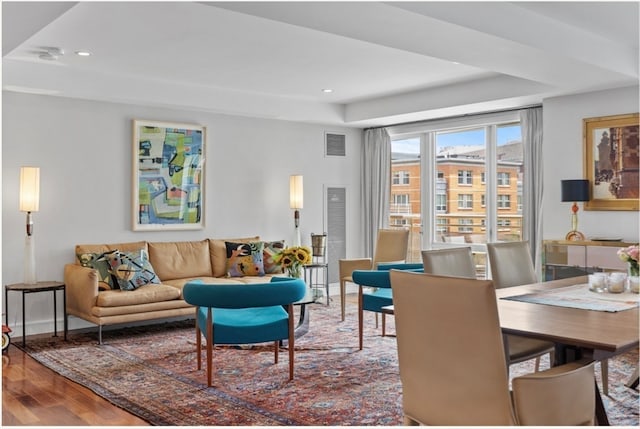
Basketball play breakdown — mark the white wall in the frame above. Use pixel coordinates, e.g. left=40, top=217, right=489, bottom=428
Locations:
left=542, top=86, right=640, bottom=242
left=1, top=92, right=363, bottom=336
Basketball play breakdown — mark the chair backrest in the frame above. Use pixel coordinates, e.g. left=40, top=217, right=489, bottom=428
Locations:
left=372, top=228, right=410, bottom=268
left=183, top=277, right=306, bottom=308
left=389, top=270, right=516, bottom=426
left=487, top=241, right=537, bottom=288
left=421, top=247, right=476, bottom=279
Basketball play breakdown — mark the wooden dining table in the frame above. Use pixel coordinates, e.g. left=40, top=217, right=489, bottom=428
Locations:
left=496, top=275, right=639, bottom=425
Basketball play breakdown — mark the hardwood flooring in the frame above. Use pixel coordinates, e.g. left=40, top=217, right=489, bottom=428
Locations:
left=2, top=343, right=148, bottom=426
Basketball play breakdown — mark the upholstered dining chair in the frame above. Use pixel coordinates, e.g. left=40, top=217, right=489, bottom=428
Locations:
left=182, top=277, right=306, bottom=387
left=389, top=270, right=595, bottom=426
left=338, top=228, right=410, bottom=321
left=425, top=245, right=555, bottom=373
left=351, top=263, right=422, bottom=350
left=421, top=246, right=477, bottom=279
left=487, top=240, right=609, bottom=394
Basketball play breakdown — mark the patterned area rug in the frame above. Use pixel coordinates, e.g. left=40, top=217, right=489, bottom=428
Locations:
left=20, top=301, right=639, bottom=426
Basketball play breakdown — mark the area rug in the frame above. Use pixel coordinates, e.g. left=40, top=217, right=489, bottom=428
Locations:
left=19, top=302, right=639, bottom=426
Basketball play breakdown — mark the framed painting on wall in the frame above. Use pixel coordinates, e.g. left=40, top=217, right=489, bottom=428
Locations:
left=132, top=120, right=205, bottom=231
left=584, top=113, right=639, bottom=211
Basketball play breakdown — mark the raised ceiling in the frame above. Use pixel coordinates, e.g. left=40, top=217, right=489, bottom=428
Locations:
left=3, top=1, right=638, bottom=127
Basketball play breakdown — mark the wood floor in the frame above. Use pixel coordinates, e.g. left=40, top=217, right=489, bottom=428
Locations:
left=2, top=343, right=148, bottom=426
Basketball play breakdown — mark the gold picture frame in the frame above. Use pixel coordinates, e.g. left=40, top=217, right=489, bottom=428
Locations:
left=584, top=113, right=639, bottom=211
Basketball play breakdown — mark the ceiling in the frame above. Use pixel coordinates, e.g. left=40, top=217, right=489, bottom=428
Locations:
left=2, top=1, right=638, bottom=128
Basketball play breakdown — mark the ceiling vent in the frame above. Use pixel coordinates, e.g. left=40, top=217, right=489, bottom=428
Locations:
left=325, top=132, right=346, bottom=157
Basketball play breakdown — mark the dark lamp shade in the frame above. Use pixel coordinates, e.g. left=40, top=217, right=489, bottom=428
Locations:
left=561, top=179, right=589, bottom=202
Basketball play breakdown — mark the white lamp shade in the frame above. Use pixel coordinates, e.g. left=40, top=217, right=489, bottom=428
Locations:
left=289, top=175, right=303, bottom=209
left=19, top=166, right=40, bottom=212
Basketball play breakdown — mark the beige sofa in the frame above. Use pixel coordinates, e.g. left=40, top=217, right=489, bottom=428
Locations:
left=64, top=237, right=283, bottom=342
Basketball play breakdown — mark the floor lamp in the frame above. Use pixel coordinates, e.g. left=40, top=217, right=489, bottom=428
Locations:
left=20, top=167, right=40, bottom=284
left=561, top=179, right=589, bottom=241
left=289, top=175, right=303, bottom=246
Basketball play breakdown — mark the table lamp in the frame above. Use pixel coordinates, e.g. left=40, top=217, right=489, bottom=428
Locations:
left=20, top=166, right=40, bottom=284
left=289, top=175, right=303, bottom=246
left=561, top=179, right=589, bottom=241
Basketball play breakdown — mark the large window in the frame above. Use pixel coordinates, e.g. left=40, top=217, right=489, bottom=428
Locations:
left=390, top=112, right=523, bottom=270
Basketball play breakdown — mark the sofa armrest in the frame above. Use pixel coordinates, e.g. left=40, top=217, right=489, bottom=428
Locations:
left=64, top=263, right=99, bottom=318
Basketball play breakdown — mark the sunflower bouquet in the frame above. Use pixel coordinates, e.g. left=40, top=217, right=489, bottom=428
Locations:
left=274, top=245, right=312, bottom=278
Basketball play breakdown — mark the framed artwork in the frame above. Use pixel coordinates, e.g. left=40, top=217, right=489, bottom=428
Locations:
left=132, top=120, right=205, bottom=230
left=584, top=113, right=639, bottom=211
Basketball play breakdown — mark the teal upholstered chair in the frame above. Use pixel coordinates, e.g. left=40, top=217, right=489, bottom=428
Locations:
left=352, top=263, right=423, bottom=350
left=183, top=277, right=306, bottom=387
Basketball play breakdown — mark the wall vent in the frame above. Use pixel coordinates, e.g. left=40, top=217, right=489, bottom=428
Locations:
left=325, top=132, right=346, bottom=157
left=326, top=186, right=346, bottom=283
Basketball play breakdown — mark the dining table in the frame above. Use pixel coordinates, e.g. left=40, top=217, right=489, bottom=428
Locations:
left=496, top=275, right=639, bottom=425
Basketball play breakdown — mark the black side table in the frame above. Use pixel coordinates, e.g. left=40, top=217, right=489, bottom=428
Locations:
left=4, top=281, right=67, bottom=347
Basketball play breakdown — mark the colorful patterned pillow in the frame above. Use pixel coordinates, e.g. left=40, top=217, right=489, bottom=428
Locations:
left=225, top=241, right=265, bottom=277
left=263, top=240, right=285, bottom=274
left=77, top=251, right=118, bottom=290
left=105, top=249, right=161, bottom=291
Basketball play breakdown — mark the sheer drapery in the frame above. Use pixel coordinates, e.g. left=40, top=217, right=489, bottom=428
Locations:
left=520, top=107, right=544, bottom=276
left=362, top=128, right=391, bottom=258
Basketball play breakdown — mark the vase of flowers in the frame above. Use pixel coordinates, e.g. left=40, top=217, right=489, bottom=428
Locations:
left=274, top=245, right=312, bottom=278
left=617, top=244, right=639, bottom=293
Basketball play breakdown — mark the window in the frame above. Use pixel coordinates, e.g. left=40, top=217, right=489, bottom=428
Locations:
left=393, top=170, right=410, bottom=185
left=458, top=170, right=472, bottom=185
left=390, top=112, right=523, bottom=269
left=393, top=194, right=409, bottom=204
left=458, top=218, right=473, bottom=233
left=497, top=172, right=510, bottom=186
left=497, top=219, right=512, bottom=227
left=458, top=194, right=473, bottom=209
left=497, top=194, right=511, bottom=209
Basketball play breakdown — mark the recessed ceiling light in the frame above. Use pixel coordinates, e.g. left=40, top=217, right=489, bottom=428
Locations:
left=322, top=89, right=333, bottom=93
left=75, top=50, right=92, bottom=57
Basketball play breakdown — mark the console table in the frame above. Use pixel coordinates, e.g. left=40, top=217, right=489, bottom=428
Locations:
left=542, top=239, right=632, bottom=280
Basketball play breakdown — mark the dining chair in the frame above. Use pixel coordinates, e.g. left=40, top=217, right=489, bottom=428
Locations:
left=351, top=263, right=423, bottom=350
left=338, top=228, right=410, bottom=321
left=426, top=245, right=555, bottom=373
left=389, top=270, right=595, bottom=426
left=182, top=277, right=306, bottom=387
left=421, top=247, right=477, bottom=279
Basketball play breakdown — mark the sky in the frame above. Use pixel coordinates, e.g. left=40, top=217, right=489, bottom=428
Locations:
left=392, top=125, right=522, bottom=154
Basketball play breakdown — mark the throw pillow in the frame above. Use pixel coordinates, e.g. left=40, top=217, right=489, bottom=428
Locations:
left=77, top=251, right=118, bottom=290
left=105, top=249, right=161, bottom=291
left=262, top=240, right=285, bottom=274
left=225, top=241, right=265, bottom=277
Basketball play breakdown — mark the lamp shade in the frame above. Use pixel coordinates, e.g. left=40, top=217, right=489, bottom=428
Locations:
left=290, top=175, right=303, bottom=209
left=19, top=166, right=40, bottom=212
left=561, top=179, right=589, bottom=202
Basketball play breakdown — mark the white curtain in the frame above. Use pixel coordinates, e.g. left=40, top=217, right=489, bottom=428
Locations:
left=362, top=128, right=391, bottom=258
left=520, top=107, right=544, bottom=276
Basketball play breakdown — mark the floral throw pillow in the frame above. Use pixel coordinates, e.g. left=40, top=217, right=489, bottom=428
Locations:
left=262, top=240, right=285, bottom=274
left=225, top=241, right=265, bottom=277
left=105, top=249, right=161, bottom=291
left=77, top=251, right=118, bottom=290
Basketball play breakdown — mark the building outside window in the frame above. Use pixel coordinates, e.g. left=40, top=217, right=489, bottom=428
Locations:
left=497, top=171, right=511, bottom=186
left=393, top=170, right=410, bottom=185
left=458, top=170, right=472, bottom=185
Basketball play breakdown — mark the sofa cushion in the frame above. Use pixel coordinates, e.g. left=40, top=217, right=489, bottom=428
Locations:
left=148, top=240, right=212, bottom=281
left=95, top=284, right=181, bottom=307
left=225, top=241, right=265, bottom=277
left=76, top=250, right=118, bottom=290
left=263, top=240, right=285, bottom=274
left=76, top=241, right=148, bottom=257
left=209, top=236, right=260, bottom=277
left=105, top=249, right=161, bottom=291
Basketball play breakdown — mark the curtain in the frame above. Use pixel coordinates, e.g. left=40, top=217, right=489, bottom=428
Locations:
left=520, top=107, right=544, bottom=277
left=362, top=128, right=391, bottom=258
